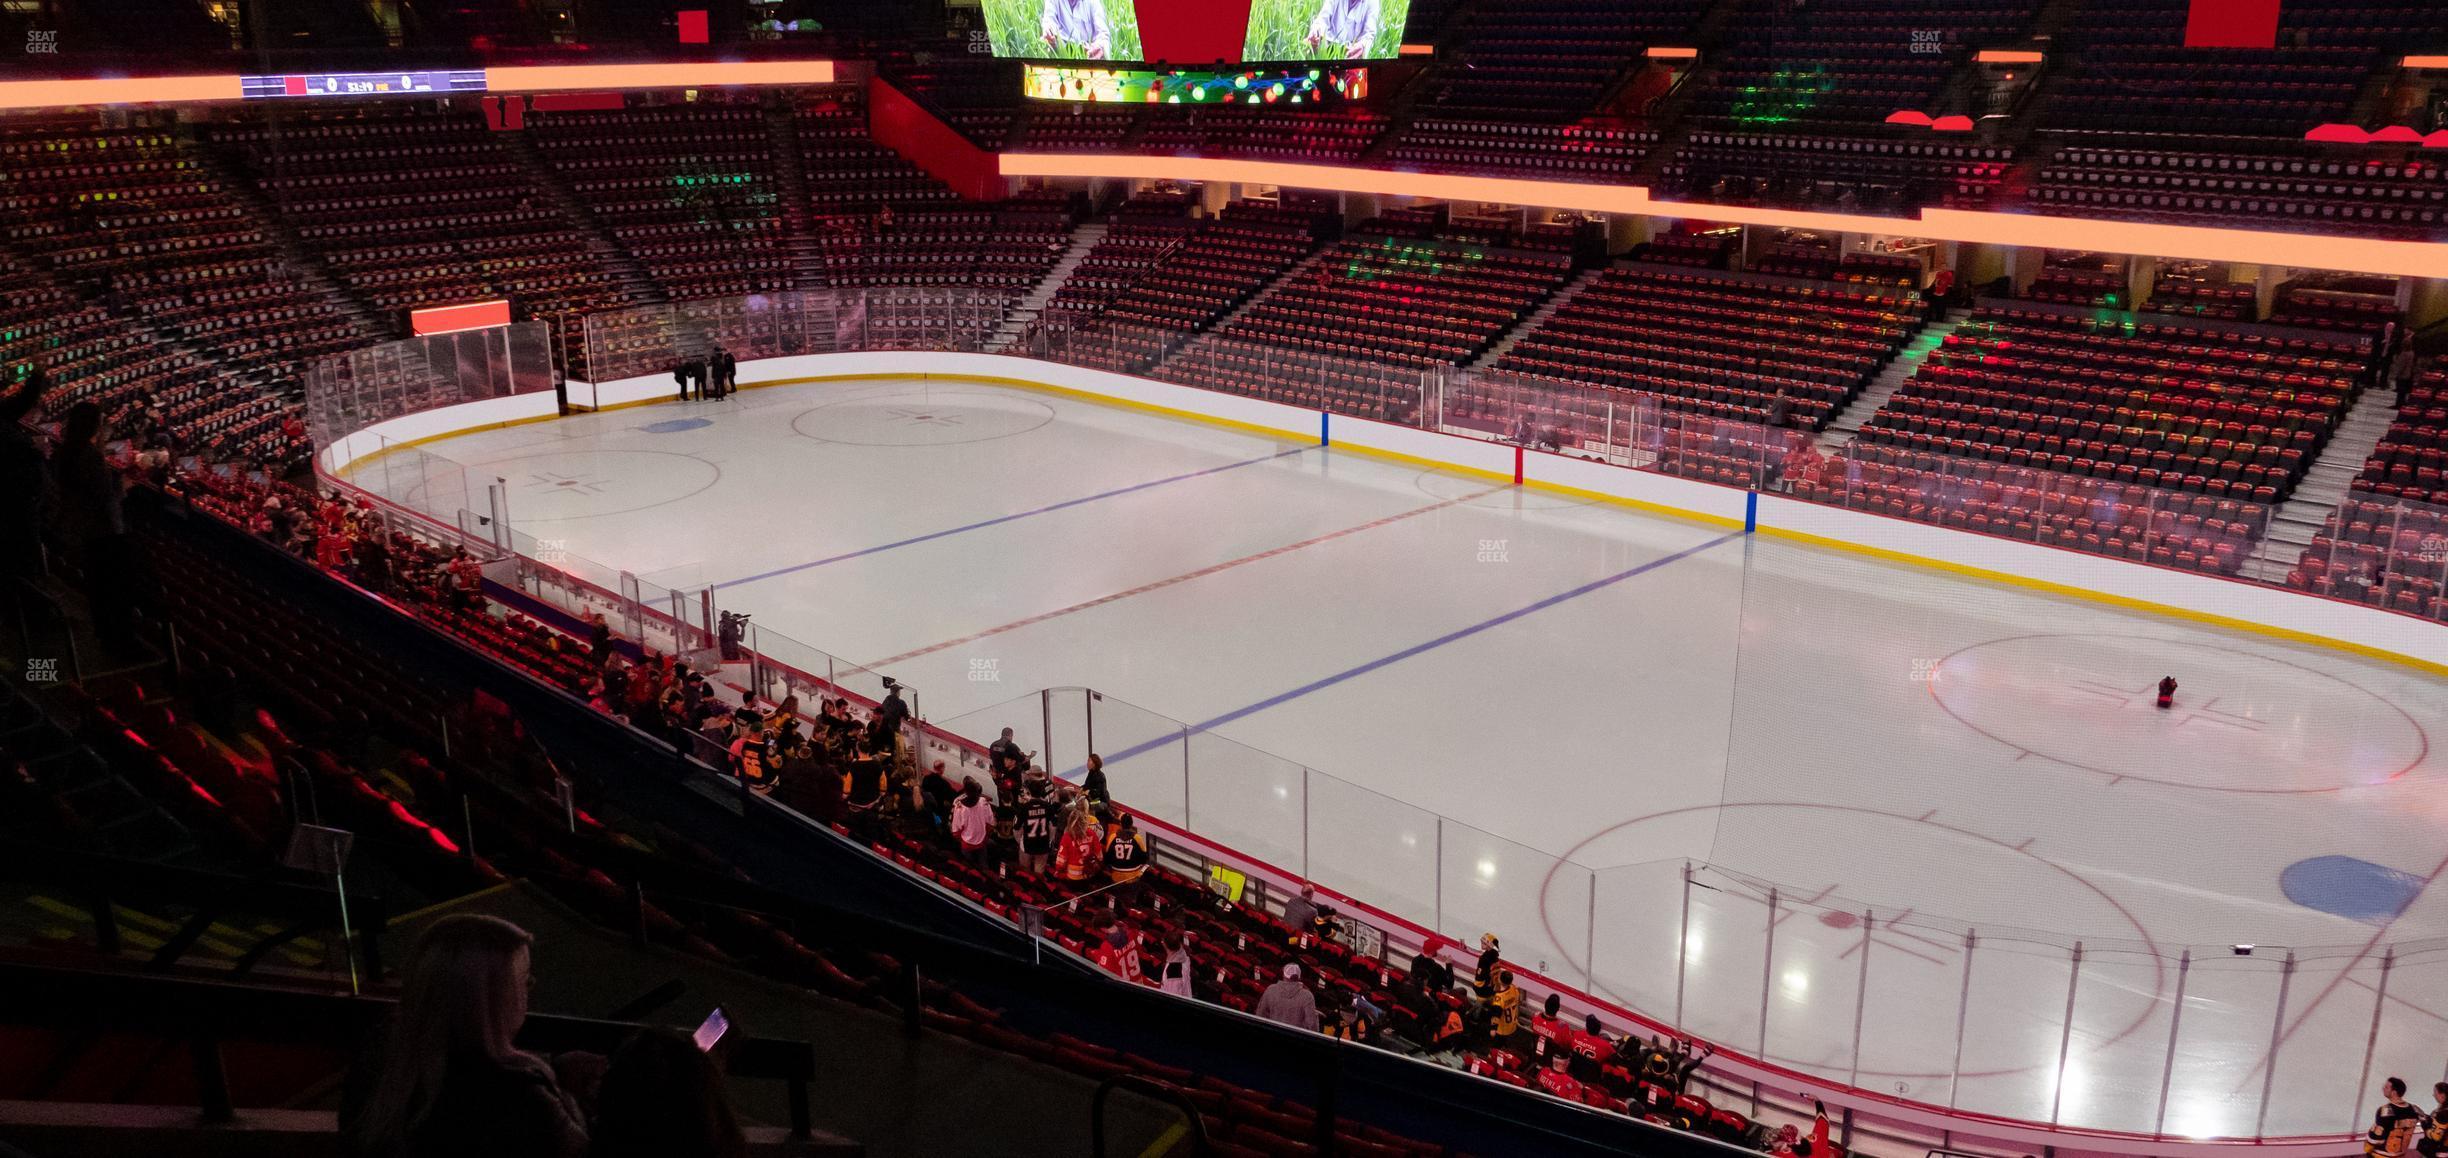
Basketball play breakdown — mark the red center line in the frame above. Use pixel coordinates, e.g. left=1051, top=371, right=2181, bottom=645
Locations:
left=864, top=485, right=1509, bottom=669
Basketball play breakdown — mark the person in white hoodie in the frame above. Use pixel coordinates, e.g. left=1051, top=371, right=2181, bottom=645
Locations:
left=1255, top=963, right=1320, bottom=1032
left=1157, top=931, right=1195, bottom=1000
left=949, top=778, right=993, bottom=869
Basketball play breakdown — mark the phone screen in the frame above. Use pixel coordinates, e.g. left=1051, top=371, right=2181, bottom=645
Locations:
left=693, top=1007, right=729, bottom=1052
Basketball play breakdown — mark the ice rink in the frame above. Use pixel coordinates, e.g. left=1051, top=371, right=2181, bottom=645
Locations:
left=383, top=376, right=2448, bottom=1138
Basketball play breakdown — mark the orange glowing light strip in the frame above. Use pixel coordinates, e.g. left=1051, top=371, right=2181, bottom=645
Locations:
left=999, top=153, right=2448, bottom=279
left=1645, top=46, right=1700, bottom=59
left=0, top=74, right=243, bottom=110
left=1398, top=43, right=1435, bottom=56
left=2405, top=55, right=2448, bottom=70
left=482, top=59, right=835, bottom=93
left=1975, top=49, right=2044, bottom=63
left=409, top=299, right=513, bottom=336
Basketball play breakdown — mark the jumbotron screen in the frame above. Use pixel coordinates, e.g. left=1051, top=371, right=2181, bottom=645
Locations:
left=980, top=0, right=1408, bottom=64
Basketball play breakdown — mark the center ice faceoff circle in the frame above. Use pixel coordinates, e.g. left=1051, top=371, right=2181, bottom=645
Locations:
left=1930, top=634, right=2429, bottom=793
left=791, top=390, right=1057, bottom=447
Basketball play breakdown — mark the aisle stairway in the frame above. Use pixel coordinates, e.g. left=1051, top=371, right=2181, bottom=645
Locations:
left=982, top=222, right=1107, bottom=353
left=765, top=104, right=830, bottom=290
left=1818, top=311, right=1961, bottom=452
left=2244, top=389, right=2401, bottom=582
left=496, top=132, right=665, bottom=305
left=186, top=142, right=389, bottom=342
left=1469, top=267, right=1610, bottom=370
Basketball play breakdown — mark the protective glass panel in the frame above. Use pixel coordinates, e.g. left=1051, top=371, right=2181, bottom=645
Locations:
left=1082, top=692, right=1190, bottom=828
left=1950, top=933, right=2076, bottom=1123
left=1435, top=818, right=1591, bottom=994
left=1182, top=730, right=1305, bottom=881
left=1588, top=859, right=1691, bottom=1029
left=2057, top=942, right=2181, bottom=1133
left=1856, top=907, right=1977, bottom=1109
left=1304, top=770, right=1439, bottom=935
left=2158, top=953, right=2288, bottom=1140
left=2264, top=950, right=2384, bottom=1139
left=1674, top=866, right=1772, bottom=1052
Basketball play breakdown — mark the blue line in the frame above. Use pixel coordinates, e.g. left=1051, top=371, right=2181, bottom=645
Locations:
left=713, top=445, right=1314, bottom=589
left=1745, top=490, right=1758, bottom=533
left=1075, top=529, right=1743, bottom=775
left=1320, top=410, right=1330, bottom=447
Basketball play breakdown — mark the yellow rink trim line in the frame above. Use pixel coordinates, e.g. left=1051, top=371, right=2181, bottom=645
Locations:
left=1138, top=1118, right=1192, bottom=1158
left=1756, top=524, right=2448, bottom=679
left=398, top=371, right=2443, bottom=678
left=338, top=410, right=572, bottom=473
left=731, top=371, right=1749, bottom=533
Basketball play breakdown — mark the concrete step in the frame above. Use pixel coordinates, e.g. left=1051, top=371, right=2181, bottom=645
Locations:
left=1819, top=316, right=1956, bottom=451
left=2250, top=388, right=2399, bottom=561
left=983, top=223, right=1109, bottom=353
left=1470, top=267, right=1609, bottom=370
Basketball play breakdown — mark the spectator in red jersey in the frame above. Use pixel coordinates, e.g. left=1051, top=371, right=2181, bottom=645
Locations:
left=1528, top=992, right=1570, bottom=1060
left=1801, top=1098, right=1833, bottom=1157
left=1055, top=804, right=1105, bottom=883
left=1536, top=1053, right=1585, bottom=1101
left=445, top=547, right=481, bottom=604
left=1089, top=922, right=1144, bottom=985
left=315, top=521, right=353, bottom=572
left=1570, top=1013, right=1612, bottom=1082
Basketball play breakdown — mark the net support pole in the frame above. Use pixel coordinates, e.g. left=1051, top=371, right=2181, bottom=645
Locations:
left=2050, top=941, right=2083, bottom=1125
left=1584, top=875, right=1598, bottom=995
left=1947, top=930, right=1975, bottom=1108
left=1848, top=908, right=1872, bottom=1087
left=2153, top=949, right=2192, bottom=1138
left=1757, top=887, right=1778, bottom=1060
left=2254, top=951, right=2297, bottom=1139
left=1675, top=861, right=1693, bottom=1031
left=2354, top=949, right=2393, bottom=1134
left=1179, top=727, right=1192, bottom=829
left=1434, top=818, right=1445, bottom=935
left=1040, top=689, right=1053, bottom=777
